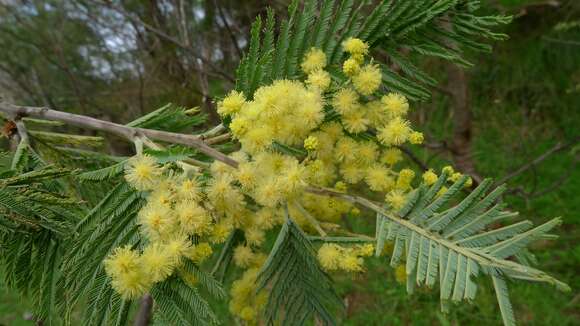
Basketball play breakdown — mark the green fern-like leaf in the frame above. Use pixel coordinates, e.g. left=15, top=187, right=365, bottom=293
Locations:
left=257, top=211, right=342, bottom=325
left=372, top=172, right=569, bottom=326
left=151, top=275, right=219, bottom=326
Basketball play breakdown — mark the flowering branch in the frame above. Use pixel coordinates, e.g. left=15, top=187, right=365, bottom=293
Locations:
left=0, top=101, right=397, bottom=219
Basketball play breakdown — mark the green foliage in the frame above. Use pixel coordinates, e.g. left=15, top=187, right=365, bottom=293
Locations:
left=235, top=0, right=511, bottom=101
left=0, top=153, right=80, bottom=324
left=126, top=103, right=206, bottom=132
left=257, top=214, right=342, bottom=325
left=375, top=171, right=569, bottom=325
left=0, top=1, right=571, bottom=325
left=152, top=262, right=224, bottom=326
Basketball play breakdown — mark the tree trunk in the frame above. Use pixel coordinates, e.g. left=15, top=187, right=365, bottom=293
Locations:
left=447, top=64, right=482, bottom=185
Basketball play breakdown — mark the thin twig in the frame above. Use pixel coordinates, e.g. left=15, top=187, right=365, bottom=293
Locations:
left=14, top=119, right=29, bottom=143
left=205, top=133, right=231, bottom=145
left=294, top=202, right=327, bottom=237
left=542, top=36, right=580, bottom=47
left=200, top=123, right=226, bottom=138
left=307, top=236, right=374, bottom=243
left=396, top=145, right=428, bottom=171
left=496, top=137, right=580, bottom=185
left=0, top=102, right=238, bottom=167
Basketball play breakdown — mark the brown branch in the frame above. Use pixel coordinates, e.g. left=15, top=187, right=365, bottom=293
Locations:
left=496, top=137, right=580, bottom=186
left=133, top=294, right=153, bottom=326
left=506, top=156, right=578, bottom=199
left=0, top=102, right=238, bottom=167
left=396, top=145, right=428, bottom=171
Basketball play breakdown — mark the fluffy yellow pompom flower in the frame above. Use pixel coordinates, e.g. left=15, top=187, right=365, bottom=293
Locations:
left=442, top=165, right=455, bottom=176
left=254, top=178, right=283, bottom=207
left=381, top=148, right=403, bottom=165
left=355, top=141, right=379, bottom=165
left=164, top=237, right=190, bottom=261
left=339, top=252, right=364, bottom=272
left=235, top=162, right=258, bottom=190
left=397, top=169, right=415, bottom=190
left=342, top=109, right=370, bottom=134
left=207, top=174, right=245, bottom=216
left=342, top=37, right=369, bottom=56
left=340, top=162, right=365, bottom=184
left=125, top=155, right=162, bottom=191
left=104, top=246, right=150, bottom=300
left=148, top=187, right=174, bottom=207
left=381, top=92, right=409, bottom=118
left=356, top=244, right=375, bottom=257
left=320, top=122, right=344, bottom=140
left=422, top=169, right=438, bottom=185
left=318, top=243, right=342, bottom=270
left=187, top=242, right=213, bottom=263
left=104, top=246, right=141, bottom=279
left=254, top=208, right=279, bottom=230
left=176, top=177, right=201, bottom=201
left=229, top=116, right=250, bottom=138
left=175, top=200, right=211, bottom=235
left=365, top=164, right=394, bottom=192
left=239, top=306, right=257, bottom=322
left=306, top=69, right=331, bottom=90
left=241, top=127, right=274, bottom=154
left=464, top=177, right=473, bottom=188
left=217, top=90, right=246, bottom=117
left=140, top=243, right=177, bottom=283
left=210, top=219, right=233, bottom=244
left=332, top=88, right=359, bottom=115
left=279, top=160, right=307, bottom=197
left=342, top=57, right=361, bottom=76
left=110, top=268, right=150, bottom=300
left=245, top=227, right=266, bottom=246
left=450, top=172, right=463, bottom=183
left=377, top=117, right=411, bottom=146
left=385, top=190, right=407, bottom=211
left=352, top=64, right=382, bottom=96
left=233, top=245, right=255, bottom=268
left=138, top=203, right=176, bottom=240
left=409, top=131, right=424, bottom=144
left=304, top=135, right=319, bottom=151
left=301, top=47, right=327, bottom=74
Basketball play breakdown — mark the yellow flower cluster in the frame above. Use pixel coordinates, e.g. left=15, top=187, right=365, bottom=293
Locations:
left=104, top=238, right=190, bottom=299
left=108, top=155, right=237, bottom=299
left=317, top=243, right=374, bottom=272
left=223, top=80, right=324, bottom=154
left=341, top=38, right=381, bottom=96
left=229, top=268, right=268, bottom=323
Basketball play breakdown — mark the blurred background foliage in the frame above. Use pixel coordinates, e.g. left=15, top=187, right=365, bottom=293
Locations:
left=0, top=0, right=578, bottom=325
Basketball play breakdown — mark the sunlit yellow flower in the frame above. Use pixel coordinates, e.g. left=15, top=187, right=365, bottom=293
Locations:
left=124, top=155, right=162, bottom=191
